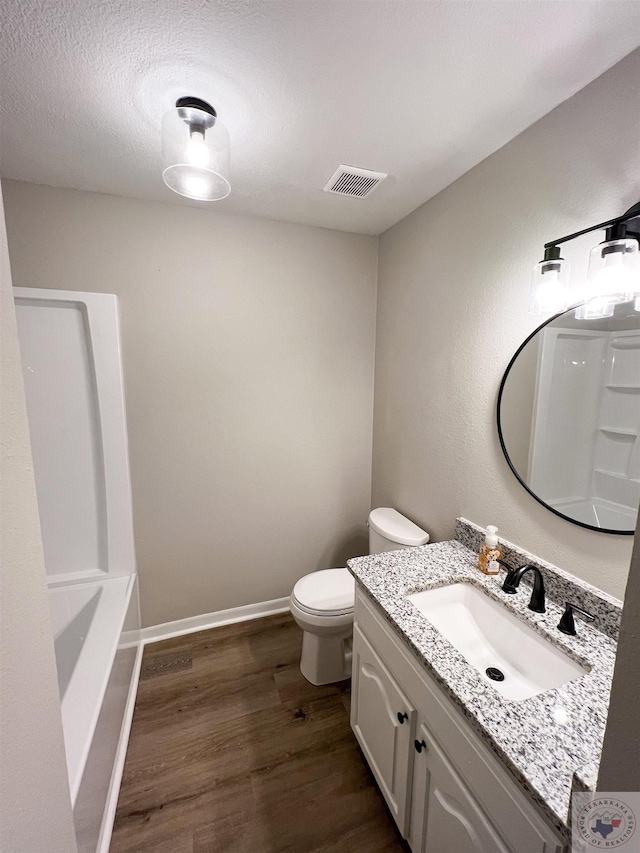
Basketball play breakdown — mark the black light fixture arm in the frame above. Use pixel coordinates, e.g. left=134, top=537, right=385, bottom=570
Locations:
left=544, top=201, right=640, bottom=250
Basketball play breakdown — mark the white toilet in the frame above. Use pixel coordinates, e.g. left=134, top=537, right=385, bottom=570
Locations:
left=290, top=507, right=429, bottom=685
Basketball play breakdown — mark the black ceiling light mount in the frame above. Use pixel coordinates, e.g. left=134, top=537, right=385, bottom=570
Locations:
left=530, top=200, right=640, bottom=316
left=175, top=96, right=217, bottom=133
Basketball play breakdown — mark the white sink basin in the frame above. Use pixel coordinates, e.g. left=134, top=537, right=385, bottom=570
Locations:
left=407, top=583, right=588, bottom=701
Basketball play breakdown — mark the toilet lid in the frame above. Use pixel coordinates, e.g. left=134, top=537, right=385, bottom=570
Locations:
left=292, top=568, right=355, bottom=615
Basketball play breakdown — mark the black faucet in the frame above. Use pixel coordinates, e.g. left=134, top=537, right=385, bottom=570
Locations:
left=497, top=559, right=518, bottom=588
left=557, top=602, right=595, bottom=636
left=498, top=561, right=546, bottom=613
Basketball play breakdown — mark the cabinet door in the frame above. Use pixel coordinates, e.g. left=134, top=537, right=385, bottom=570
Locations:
left=409, top=719, right=512, bottom=853
left=351, top=624, right=415, bottom=836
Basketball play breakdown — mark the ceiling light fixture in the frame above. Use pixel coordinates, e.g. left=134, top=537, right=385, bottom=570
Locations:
left=530, top=201, right=640, bottom=317
left=162, top=97, right=230, bottom=201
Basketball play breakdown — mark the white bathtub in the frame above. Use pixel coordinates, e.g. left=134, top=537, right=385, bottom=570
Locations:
left=49, top=576, right=141, bottom=853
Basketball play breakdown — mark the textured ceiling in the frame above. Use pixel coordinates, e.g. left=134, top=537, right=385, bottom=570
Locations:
left=1, top=1, right=639, bottom=235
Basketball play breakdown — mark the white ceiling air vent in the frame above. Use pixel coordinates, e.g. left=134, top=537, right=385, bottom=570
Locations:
left=323, top=165, right=387, bottom=198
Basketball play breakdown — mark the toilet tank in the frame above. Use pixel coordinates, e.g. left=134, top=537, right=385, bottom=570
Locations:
left=368, top=507, right=429, bottom=554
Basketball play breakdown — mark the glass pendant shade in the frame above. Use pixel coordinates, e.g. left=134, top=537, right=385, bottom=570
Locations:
left=529, top=250, right=570, bottom=315
left=586, top=238, right=639, bottom=300
left=575, top=237, right=640, bottom=319
left=162, top=102, right=230, bottom=201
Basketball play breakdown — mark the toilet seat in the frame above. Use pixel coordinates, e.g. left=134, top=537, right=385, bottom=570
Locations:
left=291, top=568, right=355, bottom=617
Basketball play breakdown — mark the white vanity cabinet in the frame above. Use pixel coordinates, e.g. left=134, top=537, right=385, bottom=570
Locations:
left=350, top=587, right=568, bottom=853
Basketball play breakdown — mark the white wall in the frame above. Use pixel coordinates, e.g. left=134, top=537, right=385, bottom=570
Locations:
left=0, top=186, right=77, bottom=851
left=373, top=48, right=640, bottom=600
left=3, top=182, right=378, bottom=627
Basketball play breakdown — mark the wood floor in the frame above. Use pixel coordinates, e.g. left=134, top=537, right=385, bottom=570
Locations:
left=111, top=614, right=408, bottom=853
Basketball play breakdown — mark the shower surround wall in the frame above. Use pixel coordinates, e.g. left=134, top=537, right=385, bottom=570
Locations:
left=372, top=48, right=639, bottom=601
left=0, top=186, right=78, bottom=852
left=15, top=287, right=141, bottom=853
left=3, top=182, right=378, bottom=628
left=528, top=325, right=640, bottom=530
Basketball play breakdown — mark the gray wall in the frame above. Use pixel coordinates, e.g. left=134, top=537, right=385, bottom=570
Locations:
left=3, top=181, right=378, bottom=627
left=598, top=511, right=640, bottom=789
left=372, top=49, right=640, bottom=600
left=497, top=334, right=538, bottom=479
left=0, top=185, right=77, bottom=851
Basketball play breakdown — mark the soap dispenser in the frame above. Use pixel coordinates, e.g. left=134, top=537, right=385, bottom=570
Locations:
left=478, top=525, right=501, bottom=575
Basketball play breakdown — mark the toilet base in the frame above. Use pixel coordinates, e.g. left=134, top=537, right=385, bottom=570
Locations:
left=299, top=628, right=352, bottom=685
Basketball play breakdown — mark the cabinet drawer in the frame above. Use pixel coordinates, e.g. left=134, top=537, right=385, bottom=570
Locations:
left=354, top=588, right=567, bottom=853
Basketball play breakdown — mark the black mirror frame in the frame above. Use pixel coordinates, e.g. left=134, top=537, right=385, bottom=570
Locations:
left=496, top=306, right=635, bottom=536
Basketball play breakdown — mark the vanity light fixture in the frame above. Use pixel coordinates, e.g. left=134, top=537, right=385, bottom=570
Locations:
left=530, top=201, right=640, bottom=317
left=161, top=97, right=231, bottom=201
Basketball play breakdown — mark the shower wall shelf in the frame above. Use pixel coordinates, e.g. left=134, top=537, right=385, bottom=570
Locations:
left=605, top=384, right=640, bottom=390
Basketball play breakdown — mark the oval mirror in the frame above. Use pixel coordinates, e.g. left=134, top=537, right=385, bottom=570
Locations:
left=497, top=299, right=639, bottom=534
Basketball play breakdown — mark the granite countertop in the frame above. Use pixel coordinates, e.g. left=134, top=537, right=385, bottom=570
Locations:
left=347, top=527, right=619, bottom=836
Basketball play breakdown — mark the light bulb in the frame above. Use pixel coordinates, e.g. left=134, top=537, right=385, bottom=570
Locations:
left=590, top=250, right=635, bottom=300
left=534, top=271, right=568, bottom=313
left=185, top=131, right=209, bottom=167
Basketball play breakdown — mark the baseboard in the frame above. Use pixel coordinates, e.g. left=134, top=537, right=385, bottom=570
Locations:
left=140, top=597, right=291, bottom=645
left=97, top=639, right=143, bottom=853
